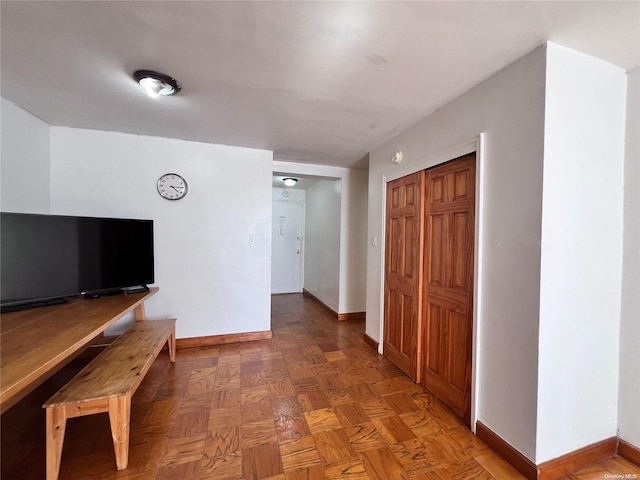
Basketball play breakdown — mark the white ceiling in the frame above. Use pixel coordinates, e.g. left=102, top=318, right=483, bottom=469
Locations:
left=2, top=1, right=639, bottom=170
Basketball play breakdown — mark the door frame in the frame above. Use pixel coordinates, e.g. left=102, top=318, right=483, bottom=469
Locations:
left=378, top=134, right=485, bottom=431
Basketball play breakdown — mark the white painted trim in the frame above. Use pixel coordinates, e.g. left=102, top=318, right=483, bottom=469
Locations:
left=378, top=173, right=388, bottom=355
left=299, top=202, right=306, bottom=293
left=378, top=135, right=484, bottom=430
left=471, top=132, right=485, bottom=434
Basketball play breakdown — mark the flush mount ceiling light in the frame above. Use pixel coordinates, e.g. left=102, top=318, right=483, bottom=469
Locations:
left=133, top=70, right=181, bottom=98
left=283, top=178, right=298, bottom=187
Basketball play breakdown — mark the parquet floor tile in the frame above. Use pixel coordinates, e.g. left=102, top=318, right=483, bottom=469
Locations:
left=171, top=409, right=212, bottom=437
left=345, top=423, right=388, bottom=453
left=200, top=451, right=243, bottom=480
left=241, top=397, right=273, bottom=424
left=303, top=407, right=342, bottom=434
left=241, top=419, right=278, bottom=448
left=279, top=435, right=322, bottom=470
left=271, top=395, right=304, bottom=417
left=334, top=402, right=371, bottom=428
left=2, top=293, right=639, bottom=479
left=283, top=464, right=326, bottom=480
left=241, top=385, right=270, bottom=404
left=242, top=442, right=284, bottom=479
left=205, top=425, right=241, bottom=457
left=474, top=451, right=527, bottom=479
left=187, top=367, right=219, bottom=395
left=359, top=446, right=410, bottom=479
left=298, top=390, right=330, bottom=412
left=209, top=406, right=241, bottom=429
left=156, top=459, right=201, bottom=480
left=324, top=455, right=370, bottom=480
left=324, top=350, right=347, bottom=363
left=160, top=433, right=207, bottom=467
left=210, top=388, right=241, bottom=410
left=313, top=428, right=356, bottom=464
left=372, top=415, right=416, bottom=443
left=274, top=414, right=311, bottom=444
left=389, top=437, right=438, bottom=476
left=325, top=387, right=355, bottom=407
left=348, top=382, right=381, bottom=403
left=384, top=391, right=422, bottom=415
left=268, top=379, right=297, bottom=398
left=360, top=397, right=397, bottom=420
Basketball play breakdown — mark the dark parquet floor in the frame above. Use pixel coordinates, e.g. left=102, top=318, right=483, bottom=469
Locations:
left=2, top=294, right=638, bottom=479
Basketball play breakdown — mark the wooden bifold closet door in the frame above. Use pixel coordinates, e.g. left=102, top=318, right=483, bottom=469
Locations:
left=421, top=153, right=475, bottom=423
left=384, top=153, right=475, bottom=423
left=383, top=171, right=424, bottom=381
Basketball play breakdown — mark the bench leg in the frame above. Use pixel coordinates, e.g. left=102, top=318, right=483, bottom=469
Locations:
left=134, top=302, right=146, bottom=321
left=108, top=395, right=131, bottom=470
left=46, top=407, right=67, bottom=480
left=169, top=325, right=176, bottom=363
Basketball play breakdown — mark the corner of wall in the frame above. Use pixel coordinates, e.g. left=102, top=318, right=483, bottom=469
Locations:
left=618, top=67, right=640, bottom=449
left=537, top=43, right=627, bottom=464
left=1, top=97, right=51, bottom=213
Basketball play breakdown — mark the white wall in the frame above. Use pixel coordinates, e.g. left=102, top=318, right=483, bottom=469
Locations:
left=618, top=68, right=640, bottom=449
left=273, top=161, right=368, bottom=314
left=536, top=44, right=627, bottom=463
left=305, top=180, right=341, bottom=311
left=339, top=168, right=368, bottom=313
left=272, top=187, right=305, bottom=203
left=366, top=46, right=546, bottom=460
left=1, top=98, right=51, bottom=212
left=49, top=127, right=273, bottom=339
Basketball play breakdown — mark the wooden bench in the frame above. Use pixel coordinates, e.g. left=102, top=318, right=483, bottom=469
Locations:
left=43, top=318, right=176, bottom=480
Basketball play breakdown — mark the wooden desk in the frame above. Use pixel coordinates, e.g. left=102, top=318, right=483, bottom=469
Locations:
left=0, top=287, right=158, bottom=414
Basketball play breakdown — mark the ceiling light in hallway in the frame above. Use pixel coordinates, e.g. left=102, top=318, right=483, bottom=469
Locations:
left=133, top=70, right=181, bottom=98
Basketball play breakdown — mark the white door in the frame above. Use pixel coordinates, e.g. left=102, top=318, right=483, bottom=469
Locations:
left=271, top=201, right=304, bottom=294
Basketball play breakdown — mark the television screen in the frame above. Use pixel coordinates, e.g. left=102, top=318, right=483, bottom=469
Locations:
left=1, top=212, right=154, bottom=310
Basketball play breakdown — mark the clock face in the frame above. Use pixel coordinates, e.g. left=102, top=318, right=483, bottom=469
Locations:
left=157, top=173, right=188, bottom=200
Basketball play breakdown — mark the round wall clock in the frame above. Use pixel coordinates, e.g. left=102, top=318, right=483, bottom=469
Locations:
left=157, top=173, right=188, bottom=200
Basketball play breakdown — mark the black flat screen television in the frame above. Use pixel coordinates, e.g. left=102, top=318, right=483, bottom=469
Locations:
left=1, top=212, right=154, bottom=312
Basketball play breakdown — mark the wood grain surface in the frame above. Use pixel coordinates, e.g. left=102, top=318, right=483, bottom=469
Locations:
left=0, top=288, right=158, bottom=413
left=2, top=294, right=639, bottom=479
